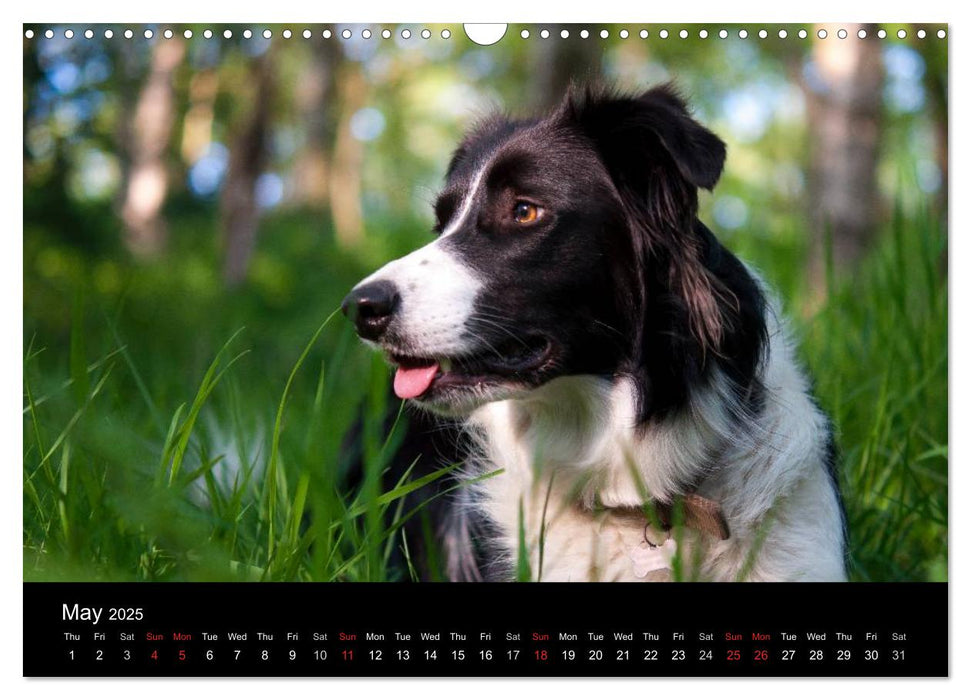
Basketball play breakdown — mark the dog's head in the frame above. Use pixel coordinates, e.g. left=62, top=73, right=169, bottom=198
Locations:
left=343, top=84, right=766, bottom=419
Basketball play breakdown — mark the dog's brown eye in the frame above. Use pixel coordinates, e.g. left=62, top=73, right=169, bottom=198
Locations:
left=513, top=201, right=541, bottom=224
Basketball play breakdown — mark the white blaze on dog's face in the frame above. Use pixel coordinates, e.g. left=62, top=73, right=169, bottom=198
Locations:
left=352, top=157, right=489, bottom=368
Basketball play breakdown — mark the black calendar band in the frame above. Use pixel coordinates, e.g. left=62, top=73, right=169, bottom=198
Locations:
left=23, top=582, right=947, bottom=677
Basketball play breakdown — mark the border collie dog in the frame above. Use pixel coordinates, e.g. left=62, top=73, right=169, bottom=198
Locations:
left=342, top=85, right=847, bottom=582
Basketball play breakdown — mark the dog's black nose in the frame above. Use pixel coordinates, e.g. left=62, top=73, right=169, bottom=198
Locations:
left=341, top=280, right=400, bottom=340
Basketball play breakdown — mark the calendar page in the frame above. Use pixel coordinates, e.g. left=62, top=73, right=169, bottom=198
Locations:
left=22, top=20, right=948, bottom=678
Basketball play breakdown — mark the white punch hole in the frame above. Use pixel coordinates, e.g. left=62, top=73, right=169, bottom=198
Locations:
left=464, top=23, right=507, bottom=46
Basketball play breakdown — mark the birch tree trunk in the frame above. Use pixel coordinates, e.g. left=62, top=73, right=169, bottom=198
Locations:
left=120, top=38, right=185, bottom=258
left=291, top=41, right=341, bottom=206
left=328, top=64, right=368, bottom=248
left=804, top=23, right=884, bottom=290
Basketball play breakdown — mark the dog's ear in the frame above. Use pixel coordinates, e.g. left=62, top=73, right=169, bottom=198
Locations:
left=638, top=86, right=726, bottom=190
left=559, top=84, right=740, bottom=417
left=559, top=84, right=727, bottom=345
left=558, top=83, right=726, bottom=191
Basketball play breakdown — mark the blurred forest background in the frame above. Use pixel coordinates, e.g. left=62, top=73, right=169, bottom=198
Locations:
left=23, top=24, right=948, bottom=582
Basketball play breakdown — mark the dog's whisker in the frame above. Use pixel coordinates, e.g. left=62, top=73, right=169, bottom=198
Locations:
left=466, top=314, right=534, bottom=349
left=455, top=329, right=507, bottom=363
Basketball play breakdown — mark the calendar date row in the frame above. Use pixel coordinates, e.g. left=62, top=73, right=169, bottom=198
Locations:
left=63, top=645, right=911, bottom=665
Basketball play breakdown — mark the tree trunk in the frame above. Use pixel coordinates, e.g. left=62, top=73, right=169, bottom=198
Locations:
left=222, top=54, right=275, bottom=286
left=328, top=64, right=368, bottom=248
left=120, top=38, right=185, bottom=258
left=180, top=68, right=219, bottom=165
left=529, top=27, right=603, bottom=112
left=920, top=36, right=948, bottom=232
left=290, top=41, right=341, bottom=206
left=804, top=23, right=884, bottom=291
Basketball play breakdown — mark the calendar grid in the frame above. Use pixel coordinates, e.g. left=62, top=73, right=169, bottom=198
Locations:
left=24, top=582, right=947, bottom=677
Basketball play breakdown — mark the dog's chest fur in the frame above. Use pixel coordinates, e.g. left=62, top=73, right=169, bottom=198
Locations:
left=463, top=316, right=847, bottom=582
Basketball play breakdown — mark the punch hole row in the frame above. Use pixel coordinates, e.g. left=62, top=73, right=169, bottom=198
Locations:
left=518, top=27, right=945, bottom=40
left=23, top=26, right=947, bottom=41
left=23, top=26, right=450, bottom=41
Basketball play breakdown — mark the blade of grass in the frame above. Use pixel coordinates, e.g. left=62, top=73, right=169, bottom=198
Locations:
left=166, top=329, right=248, bottom=485
left=69, top=288, right=89, bottom=406
left=265, top=309, right=341, bottom=561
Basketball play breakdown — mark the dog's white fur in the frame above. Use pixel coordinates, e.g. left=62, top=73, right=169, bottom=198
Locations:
left=458, top=299, right=846, bottom=582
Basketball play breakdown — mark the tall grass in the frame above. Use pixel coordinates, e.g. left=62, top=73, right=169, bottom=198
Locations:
left=23, top=311, right=450, bottom=582
left=22, top=212, right=947, bottom=582
left=799, top=209, right=947, bottom=582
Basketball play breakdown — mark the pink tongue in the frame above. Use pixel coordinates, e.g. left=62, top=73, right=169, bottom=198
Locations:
left=393, top=363, right=440, bottom=399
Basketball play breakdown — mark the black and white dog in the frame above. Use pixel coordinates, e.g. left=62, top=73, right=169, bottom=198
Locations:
left=342, top=84, right=847, bottom=582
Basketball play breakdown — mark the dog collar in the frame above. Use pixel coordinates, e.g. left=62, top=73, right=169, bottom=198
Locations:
left=656, top=493, right=731, bottom=540
left=612, top=493, right=730, bottom=542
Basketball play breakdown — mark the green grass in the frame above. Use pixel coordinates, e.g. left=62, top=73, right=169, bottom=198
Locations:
left=799, top=209, right=947, bottom=582
left=22, top=209, right=947, bottom=583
